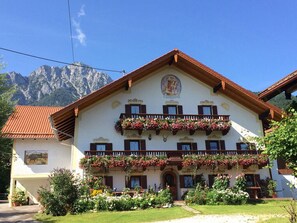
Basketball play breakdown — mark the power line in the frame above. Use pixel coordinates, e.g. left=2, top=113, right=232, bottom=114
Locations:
left=67, top=0, right=75, bottom=62
left=0, top=47, right=125, bottom=74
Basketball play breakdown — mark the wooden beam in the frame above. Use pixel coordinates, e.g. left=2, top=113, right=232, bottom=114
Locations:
left=125, top=79, right=132, bottom=90
left=259, top=109, right=270, bottom=120
left=174, top=54, right=178, bottom=63
left=74, top=107, right=79, bottom=117
left=213, top=81, right=225, bottom=93
left=270, top=109, right=275, bottom=119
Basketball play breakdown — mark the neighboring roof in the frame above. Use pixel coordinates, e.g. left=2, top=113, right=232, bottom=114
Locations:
left=50, top=49, right=283, bottom=141
left=2, top=105, right=62, bottom=139
left=259, top=70, right=297, bottom=101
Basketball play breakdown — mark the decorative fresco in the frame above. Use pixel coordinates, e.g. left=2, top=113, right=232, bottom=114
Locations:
left=24, top=150, right=48, bottom=165
left=161, top=74, right=182, bottom=97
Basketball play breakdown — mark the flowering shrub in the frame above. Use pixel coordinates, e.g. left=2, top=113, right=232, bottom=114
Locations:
left=186, top=174, right=249, bottom=205
left=234, top=173, right=246, bottom=192
left=115, top=117, right=231, bottom=133
left=212, top=174, right=230, bottom=190
left=73, top=188, right=173, bottom=213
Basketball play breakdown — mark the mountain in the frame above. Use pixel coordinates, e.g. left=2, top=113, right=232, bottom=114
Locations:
left=5, top=63, right=113, bottom=106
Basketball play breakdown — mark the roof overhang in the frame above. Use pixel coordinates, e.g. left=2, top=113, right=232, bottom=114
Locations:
left=259, top=70, right=297, bottom=101
left=51, top=49, right=283, bottom=141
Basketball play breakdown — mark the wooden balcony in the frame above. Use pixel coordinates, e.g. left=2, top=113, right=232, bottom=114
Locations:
left=119, top=113, right=230, bottom=121
left=116, top=113, right=231, bottom=136
left=84, top=149, right=259, bottom=157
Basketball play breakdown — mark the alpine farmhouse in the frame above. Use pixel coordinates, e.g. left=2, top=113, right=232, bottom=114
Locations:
left=2, top=49, right=287, bottom=205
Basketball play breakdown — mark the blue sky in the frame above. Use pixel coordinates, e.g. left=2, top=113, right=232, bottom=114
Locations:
left=0, top=0, right=297, bottom=92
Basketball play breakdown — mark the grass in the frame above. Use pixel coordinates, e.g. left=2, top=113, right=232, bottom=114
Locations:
left=191, top=200, right=291, bottom=216
left=34, top=206, right=195, bottom=223
left=258, top=217, right=289, bottom=223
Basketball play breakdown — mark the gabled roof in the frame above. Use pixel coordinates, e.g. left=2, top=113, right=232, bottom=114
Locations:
left=2, top=105, right=62, bottom=139
left=258, top=70, right=297, bottom=101
left=50, top=49, right=283, bottom=141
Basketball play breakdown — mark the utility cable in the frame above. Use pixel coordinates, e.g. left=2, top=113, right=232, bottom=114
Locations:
left=0, top=47, right=125, bottom=74
left=67, top=0, right=75, bottom=62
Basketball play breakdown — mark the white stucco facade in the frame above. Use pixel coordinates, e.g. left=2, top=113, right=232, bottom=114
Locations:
left=9, top=59, right=285, bottom=203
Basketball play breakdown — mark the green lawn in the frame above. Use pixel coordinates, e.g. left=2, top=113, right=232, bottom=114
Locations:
left=191, top=200, right=291, bottom=216
left=35, top=206, right=195, bottom=223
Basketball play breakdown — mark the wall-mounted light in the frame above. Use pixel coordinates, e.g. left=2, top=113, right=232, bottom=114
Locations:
left=148, top=134, right=152, bottom=140
left=162, top=135, right=168, bottom=142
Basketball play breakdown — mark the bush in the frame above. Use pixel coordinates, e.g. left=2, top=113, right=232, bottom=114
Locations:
left=185, top=174, right=249, bottom=205
left=185, top=184, right=208, bottom=205
left=11, top=189, right=27, bottom=205
left=233, top=173, right=246, bottom=192
left=38, top=168, right=79, bottom=216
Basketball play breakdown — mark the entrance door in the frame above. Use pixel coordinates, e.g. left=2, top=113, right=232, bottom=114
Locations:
left=163, top=172, right=177, bottom=200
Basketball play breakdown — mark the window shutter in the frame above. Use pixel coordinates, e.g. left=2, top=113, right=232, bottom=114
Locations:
left=90, top=143, right=96, bottom=150
left=208, top=175, right=215, bottom=188
left=125, top=104, right=131, bottom=114
left=163, top=105, right=168, bottom=114
left=179, top=175, right=185, bottom=188
left=140, top=176, right=147, bottom=189
left=124, top=140, right=131, bottom=155
left=177, top=105, right=183, bottom=115
left=205, top=140, right=211, bottom=150
left=140, top=105, right=146, bottom=114
left=212, top=106, right=218, bottom=115
left=105, top=176, right=113, bottom=189
left=219, top=140, right=226, bottom=150
left=236, top=143, right=242, bottom=151
left=198, top=106, right=203, bottom=115
left=140, top=140, right=146, bottom=151
left=192, top=143, right=198, bottom=151
left=177, top=143, right=182, bottom=151
left=124, top=140, right=130, bottom=150
left=195, top=174, right=202, bottom=185
left=106, top=143, right=113, bottom=151
left=125, top=176, right=131, bottom=188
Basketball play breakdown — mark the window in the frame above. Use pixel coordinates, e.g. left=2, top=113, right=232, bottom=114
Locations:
left=205, top=140, right=225, bottom=154
left=179, top=175, right=202, bottom=188
left=236, top=143, right=256, bottom=151
left=124, top=140, right=146, bottom=155
left=177, top=143, right=197, bottom=151
left=125, top=104, right=146, bottom=117
left=90, top=143, right=112, bottom=155
left=245, top=174, right=260, bottom=187
left=198, top=105, right=218, bottom=116
left=126, top=176, right=147, bottom=189
left=163, top=105, right=183, bottom=118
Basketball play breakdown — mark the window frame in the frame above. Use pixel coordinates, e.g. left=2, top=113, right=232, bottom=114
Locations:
left=90, top=143, right=112, bottom=155
left=124, top=139, right=146, bottom=155
left=198, top=105, right=218, bottom=116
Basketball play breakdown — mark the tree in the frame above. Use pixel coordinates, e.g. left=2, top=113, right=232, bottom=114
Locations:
left=258, top=109, right=297, bottom=176
left=0, top=71, right=15, bottom=193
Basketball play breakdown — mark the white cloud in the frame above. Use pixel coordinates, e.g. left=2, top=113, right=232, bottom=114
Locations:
left=78, top=4, right=85, bottom=17
left=72, top=19, right=86, bottom=46
left=72, top=4, right=86, bottom=46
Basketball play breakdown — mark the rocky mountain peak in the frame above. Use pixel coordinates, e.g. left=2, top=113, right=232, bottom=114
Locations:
left=6, top=63, right=113, bottom=106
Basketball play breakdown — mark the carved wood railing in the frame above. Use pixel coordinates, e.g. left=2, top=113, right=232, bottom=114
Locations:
left=119, top=113, right=230, bottom=121
left=84, top=149, right=259, bottom=157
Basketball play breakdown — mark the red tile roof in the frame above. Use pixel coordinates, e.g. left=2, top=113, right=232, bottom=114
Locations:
left=1, top=106, right=62, bottom=139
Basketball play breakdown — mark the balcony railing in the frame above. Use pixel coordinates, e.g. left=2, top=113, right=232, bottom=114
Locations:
left=115, top=113, right=231, bottom=136
left=120, top=113, right=230, bottom=121
left=84, top=149, right=259, bottom=157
